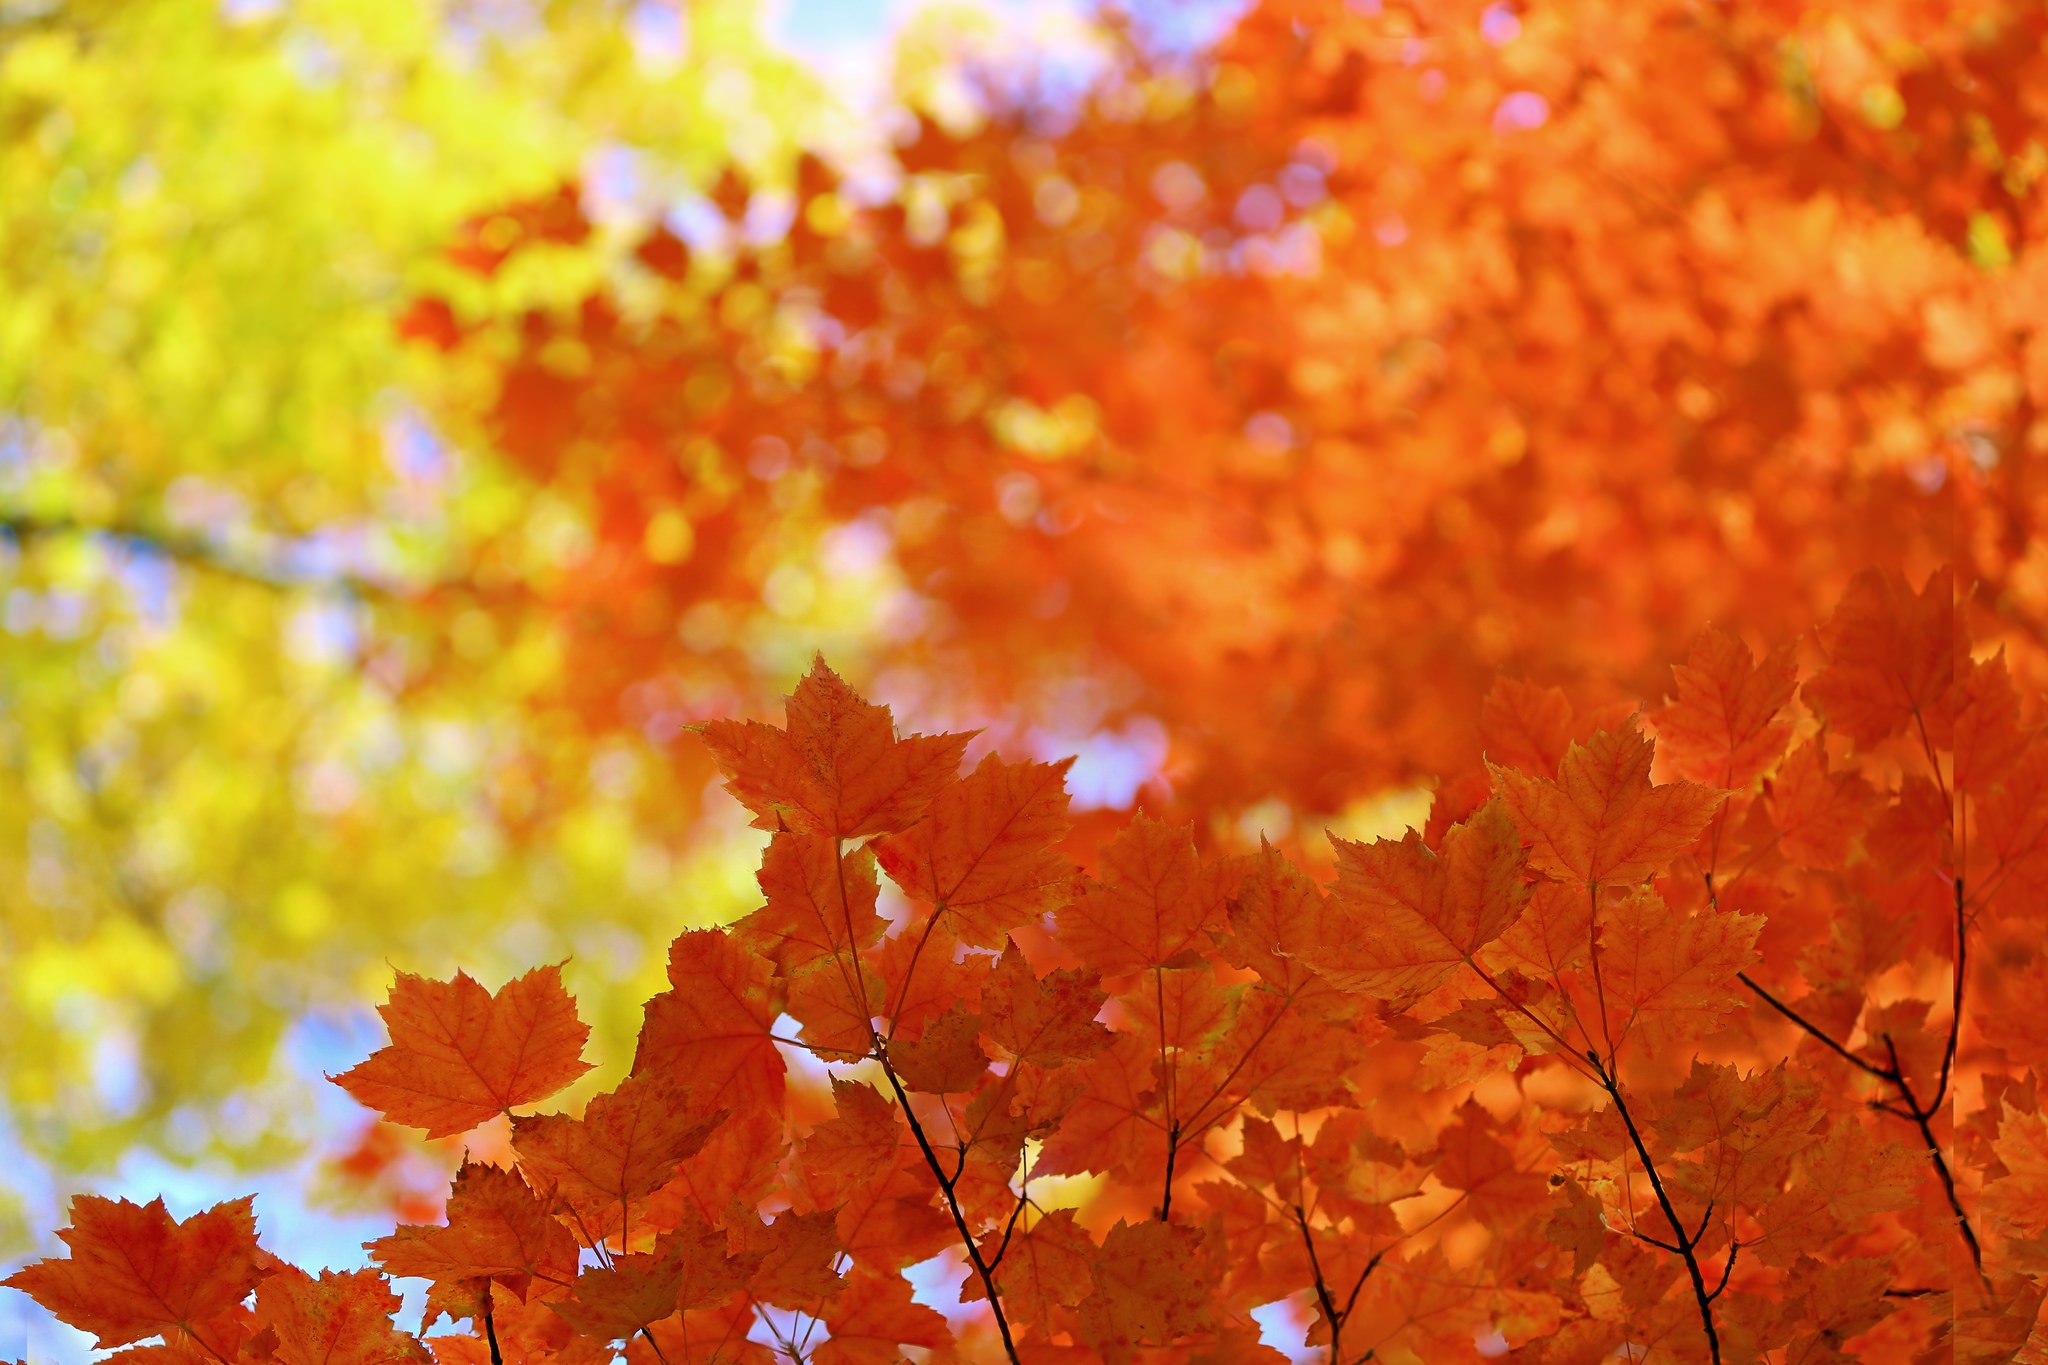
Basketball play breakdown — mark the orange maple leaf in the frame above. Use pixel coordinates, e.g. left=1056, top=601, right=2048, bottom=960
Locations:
left=981, top=939, right=1111, bottom=1066
left=254, top=1268, right=429, bottom=1365
left=1493, top=723, right=1726, bottom=886
left=1055, top=814, right=1223, bottom=973
left=1802, top=567, right=1957, bottom=751
left=633, top=929, right=785, bottom=1118
left=365, top=1161, right=577, bottom=1319
left=1480, top=677, right=1576, bottom=776
left=1651, top=626, right=1797, bottom=789
left=1301, top=801, right=1529, bottom=1005
left=872, top=753, right=1078, bottom=948
left=2, top=1195, right=264, bottom=1352
left=741, top=832, right=886, bottom=973
left=694, top=657, right=970, bottom=838
left=1076, top=1219, right=1212, bottom=1360
left=546, top=1232, right=687, bottom=1342
left=333, top=966, right=593, bottom=1139
left=816, top=1269, right=951, bottom=1365
left=513, top=1072, right=726, bottom=1245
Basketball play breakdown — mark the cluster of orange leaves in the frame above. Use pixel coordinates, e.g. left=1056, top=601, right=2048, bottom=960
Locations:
left=407, top=0, right=2048, bottom=817
left=13, top=566, right=2048, bottom=1363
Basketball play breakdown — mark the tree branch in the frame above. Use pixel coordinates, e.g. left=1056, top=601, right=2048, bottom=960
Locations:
left=0, top=509, right=397, bottom=599
left=1589, top=1051, right=1723, bottom=1365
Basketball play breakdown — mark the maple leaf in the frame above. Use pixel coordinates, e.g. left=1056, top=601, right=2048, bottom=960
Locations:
left=1765, top=741, right=1876, bottom=872
left=1480, top=676, right=1575, bottom=776
left=1802, top=566, right=1957, bottom=750
left=1300, top=800, right=1528, bottom=1005
left=890, top=999, right=989, bottom=1093
left=1595, top=890, right=1760, bottom=1050
left=1651, top=626, right=1796, bottom=789
left=3, top=1195, right=264, bottom=1352
left=254, top=1268, right=429, bottom=1365
left=333, top=966, right=593, bottom=1139
left=741, top=831, right=885, bottom=976
left=802, top=1078, right=907, bottom=1210
left=740, top=1209, right=843, bottom=1308
left=513, top=1071, right=726, bottom=1245
left=815, top=1270, right=951, bottom=1365
left=872, top=916, right=991, bottom=1037
left=548, top=1231, right=687, bottom=1342
left=1545, top=1177, right=1609, bottom=1276
left=872, top=752, right=1079, bottom=947
left=1056, top=813, right=1226, bottom=973
left=694, top=657, right=970, bottom=838
left=965, top=1206, right=1097, bottom=1327
left=1218, top=838, right=1341, bottom=1003
left=365, top=1161, right=577, bottom=1320
left=1432, top=1100, right=1551, bottom=1229
left=633, top=929, right=785, bottom=1117
left=786, top=953, right=887, bottom=1062
left=981, top=939, right=1111, bottom=1066
left=1493, top=722, right=1726, bottom=886
left=1076, top=1219, right=1212, bottom=1360
left=630, top=1302, right=776, bottom=1365
left=1953, top=651, right=2026, bottom=796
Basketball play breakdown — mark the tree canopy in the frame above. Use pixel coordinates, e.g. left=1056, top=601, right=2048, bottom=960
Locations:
left=2, top=0, right=2045, bottom=1355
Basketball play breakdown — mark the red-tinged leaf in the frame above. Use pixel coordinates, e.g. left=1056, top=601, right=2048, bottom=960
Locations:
left=872, top=753, right=1079, bottom=947
left=1596, top=890, right=1761, bottom=1050
left=741, top=1209, right=842, bottom=1308
left=1980, top=745, right=2048, bottom=919
left=642, top=1109, right=786, bottom=1232
left=982, top=939, right=1111, bottom=1066
left=334, top=966, right=593, bottom=1139
left=1802, top=566, right=1958, bottom=750
left=785, top=954, right=885, bottom=1062
left=1545, top=1177, right=1609, bottom=1277
left=1479, top=880, right=1591, bottom=985
left=1431, top=1100, right=1550, bottom=1230
left=966, top=1207, right=1096, bottom=1328
left=1035, top=1033, right=1161, bottom=1184
left=629, top=1300, right=776, bottom=1365
left=815, top=1270, right=950, bottom=1365
left=1055, top=813, right=1225, bottom=973
left=254, top=1268, right=429, bottom=1365
left=365, top=1162, right=576, bottom=1319
left=1480, top=676, right=1574, bottom=776
left=2, top=1195, right=263, bottom=1350
left=513, top=1072, right=726, bottom=1245
left=1766, top=740, right=1876, bottom=871
left=1954, top=652, right=2026, bottom=795
left=1219, top=839, right=1333, bottom=1000
left=740, top=832, right=885, bottom=974
left=873, top=917, right=991, bottom=1037
left=548, top=1231, right=686, bottom=1342
left=694, top=657, right=970, bottom=838
left=830, top=1164, right=955, bottom=1273
left=633, top=929, right=785, bottom=1117
left=1493, top=723, right=1726, bottom=886
left=802, top=1079, right=909, bottom=1210
left=1987, top=1103, right=2048, bottom=1236
left=1301, top=801, right=1529, bottom=1005
left=423, top=1287, right=608, bottom=1365
left=1651, top=627, right=1796, bottom=788
left=1075, top=1219, right=1212, bottom=1359
left=889, top=1000, right=989, bottom=1093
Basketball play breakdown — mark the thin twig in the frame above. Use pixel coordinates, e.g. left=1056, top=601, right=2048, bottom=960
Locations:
left=1588, top=1051, right=1723, bottom=1365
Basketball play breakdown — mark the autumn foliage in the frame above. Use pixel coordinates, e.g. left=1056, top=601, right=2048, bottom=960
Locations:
left=405, top=0, right=2048, bottom=820
left=12, top=567, right=2048, bottom=1362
